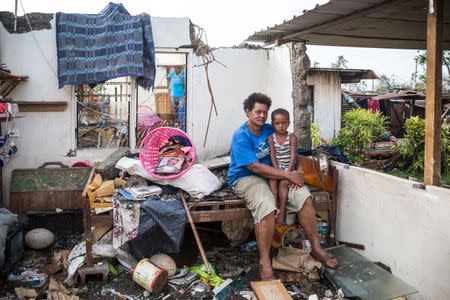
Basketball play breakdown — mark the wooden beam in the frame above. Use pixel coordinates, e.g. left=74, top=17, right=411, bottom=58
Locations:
left=424, top=0, right=443, bottom=185
left=189, top=208, right=251, bottom=223
left=14, top=101, right=68, bottom=112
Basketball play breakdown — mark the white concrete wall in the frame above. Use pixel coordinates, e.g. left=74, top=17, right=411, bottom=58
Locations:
left=190, top=48, right=269, bottom=160
left=307, top=71, right=341, bottom=140
left=334, top=163, right=450, bottom=300
left=267, top=45, right=294, bottom=132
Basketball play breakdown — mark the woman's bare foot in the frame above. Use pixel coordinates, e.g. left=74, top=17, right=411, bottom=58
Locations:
left=311, top=247, right=339, bottom=269
left=259, top=262, right=275, bottom=281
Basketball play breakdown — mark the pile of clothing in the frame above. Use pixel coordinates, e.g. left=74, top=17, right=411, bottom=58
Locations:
left=154, top=136, right=194, bottom=175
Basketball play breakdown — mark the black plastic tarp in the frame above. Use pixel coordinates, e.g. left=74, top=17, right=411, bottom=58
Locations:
left=128, top=196, right=186, bottom=259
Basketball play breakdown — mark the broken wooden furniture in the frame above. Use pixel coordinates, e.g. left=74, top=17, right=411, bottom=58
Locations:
left=79, top=166, right=110, bottom=284
left=10, top=162, right=92, bottom=212
left=0, top=69, right=28, bottom=98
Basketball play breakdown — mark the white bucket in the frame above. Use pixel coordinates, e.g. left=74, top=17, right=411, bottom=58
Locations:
left=132, top=259, right=168, bottom=294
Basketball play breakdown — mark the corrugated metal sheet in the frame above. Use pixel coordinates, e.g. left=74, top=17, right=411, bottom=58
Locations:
left=309, top=68, right=378, bottom=83
left=246, top=0, right=450, bottom=49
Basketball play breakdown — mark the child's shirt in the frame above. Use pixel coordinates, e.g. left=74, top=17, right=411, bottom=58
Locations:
left=273, top=132, right=291, bottom=170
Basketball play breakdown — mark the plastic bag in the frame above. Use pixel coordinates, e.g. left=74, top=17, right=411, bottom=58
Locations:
left=116, top=158, right=221, bottom=198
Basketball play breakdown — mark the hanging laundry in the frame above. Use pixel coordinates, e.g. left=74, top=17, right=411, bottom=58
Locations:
left=56, top=3, right=156, bottom=89
left=367, top=98, right=381, bottom=112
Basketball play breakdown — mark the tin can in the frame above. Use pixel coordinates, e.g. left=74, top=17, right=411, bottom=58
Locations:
left=301, top=239, right=312, bottom=253
left=317, top=219, right=329, bottom=245
left=132, top=259, right=168, bottom=294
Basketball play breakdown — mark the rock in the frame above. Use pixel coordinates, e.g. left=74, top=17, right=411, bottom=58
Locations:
left=143, top=290, right=150, bottom=297
left=97, top=147, right=130, bottom=179
left=149, top=254, right=177, bottom=277
left=25, top=228, right=55, bottom=250
left=126, top=175, right=148, bottom=188
left=100, top=288, right=107, bottom=297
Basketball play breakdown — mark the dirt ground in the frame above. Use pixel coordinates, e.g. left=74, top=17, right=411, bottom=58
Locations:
left=0, top=223, right=334, bottom=300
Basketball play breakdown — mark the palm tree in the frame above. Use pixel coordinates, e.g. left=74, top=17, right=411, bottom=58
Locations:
left=331, top=55, right=348, bottom=68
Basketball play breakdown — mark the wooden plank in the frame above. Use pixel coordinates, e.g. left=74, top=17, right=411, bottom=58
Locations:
left=190, top=198, right=244, bottom=208
left=15, top=101, right=68, bottom=112
left=189, top=208, right=251, bottom=223
left=10, top=191, right=84, bottom=211
left=251, top=279, right=293, bottom=300
left=424, top=0, right=443, bottom=185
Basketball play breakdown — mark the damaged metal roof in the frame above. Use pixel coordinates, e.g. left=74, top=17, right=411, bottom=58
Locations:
left=246, top=0, right=450, bottom=49
left=308, top=67, right=379, bottom=83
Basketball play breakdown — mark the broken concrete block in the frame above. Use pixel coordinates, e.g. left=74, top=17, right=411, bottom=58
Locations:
left=96, top=147, right=130, bottom=179
left=126, top=175, right=148, bottom=188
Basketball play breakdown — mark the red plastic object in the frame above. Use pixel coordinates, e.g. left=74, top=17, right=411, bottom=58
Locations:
left=72, top=161, right=91, bottom=168
left=139, top=127, right=196, bottom=179
left=0, top=103, right=8, bottom=113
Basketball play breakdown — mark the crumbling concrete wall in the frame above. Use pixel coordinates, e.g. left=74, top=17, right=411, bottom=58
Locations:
left=0, top=12, right=53, bottom=34
left=290, top=42, right=311, bottom=149
left=334, top=162, right=450, bottom=300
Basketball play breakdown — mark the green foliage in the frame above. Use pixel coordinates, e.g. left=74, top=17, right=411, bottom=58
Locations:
left=310, top=122, right=323, bottom=148
left=332, top=109, right=387, bottom=164
left=397, top=117, right=425, bottom=174
left=397, top=116, right=450, bottom=175
left=413, top=51, right=450, bottom=91
left=375, top=74, right=411, bottom=93
left=331, top=55, right=348, bottom=68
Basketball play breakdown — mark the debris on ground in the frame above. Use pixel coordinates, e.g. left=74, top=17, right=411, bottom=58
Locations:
left=14, top=287, right=37, bottom=300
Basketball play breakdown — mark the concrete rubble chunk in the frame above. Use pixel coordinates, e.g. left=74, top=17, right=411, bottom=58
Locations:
left=97, top=147, right=131, bottom=179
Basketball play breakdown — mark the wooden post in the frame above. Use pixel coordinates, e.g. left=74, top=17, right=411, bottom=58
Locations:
left=424, top=0, right=443, bottom=186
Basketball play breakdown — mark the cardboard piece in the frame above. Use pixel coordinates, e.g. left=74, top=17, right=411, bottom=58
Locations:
left=250, top=279, right=292, bottom=300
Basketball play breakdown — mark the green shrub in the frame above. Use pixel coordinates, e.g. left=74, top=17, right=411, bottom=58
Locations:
left=310, top=122, right=323, bottom=148
left=332, top=109, right=387, bottom=164
left=398, top=116, right=450, bottom=175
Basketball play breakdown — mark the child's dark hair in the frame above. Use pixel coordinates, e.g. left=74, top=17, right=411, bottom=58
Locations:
left=271, top=108, right=290, bottom=121
left=243, top=93, right=272, bottom=112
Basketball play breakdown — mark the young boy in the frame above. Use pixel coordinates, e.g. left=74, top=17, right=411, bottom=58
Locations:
left=268, top=108, right=298, bottom=224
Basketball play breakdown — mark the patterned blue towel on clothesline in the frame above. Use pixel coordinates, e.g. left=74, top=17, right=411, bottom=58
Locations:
left=56, top=2, right=155, bottom=89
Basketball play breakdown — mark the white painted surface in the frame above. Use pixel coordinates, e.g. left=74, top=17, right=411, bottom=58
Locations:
left=334, top=163, right=450, bottom=300
left=190, top=48, right=269, bottom=160
left=307, top=71, right=341, bottom=140
left=151, top=17, right=192, bottom=48
left=267, top=45, right=294, bottom=132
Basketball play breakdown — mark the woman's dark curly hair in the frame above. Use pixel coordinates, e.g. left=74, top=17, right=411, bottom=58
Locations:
left=243, top=93, right=272, bottom=112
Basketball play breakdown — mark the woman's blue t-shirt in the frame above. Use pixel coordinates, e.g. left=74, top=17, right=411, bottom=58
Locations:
left=227, top=123, right=274, bottom=187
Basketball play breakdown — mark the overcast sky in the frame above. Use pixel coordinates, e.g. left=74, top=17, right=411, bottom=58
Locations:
left=1, top=0, right=423, bottom=83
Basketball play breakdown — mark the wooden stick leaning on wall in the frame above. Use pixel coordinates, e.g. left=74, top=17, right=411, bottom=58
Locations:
left=179, top=190, right=212, bottom=274
left=81, top=165, right=96, bottom=267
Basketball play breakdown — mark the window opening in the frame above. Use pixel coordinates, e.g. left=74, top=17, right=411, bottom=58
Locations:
left=136, top=53, right=187, bottom=147
left=76, top=77, right=131, bottom=149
